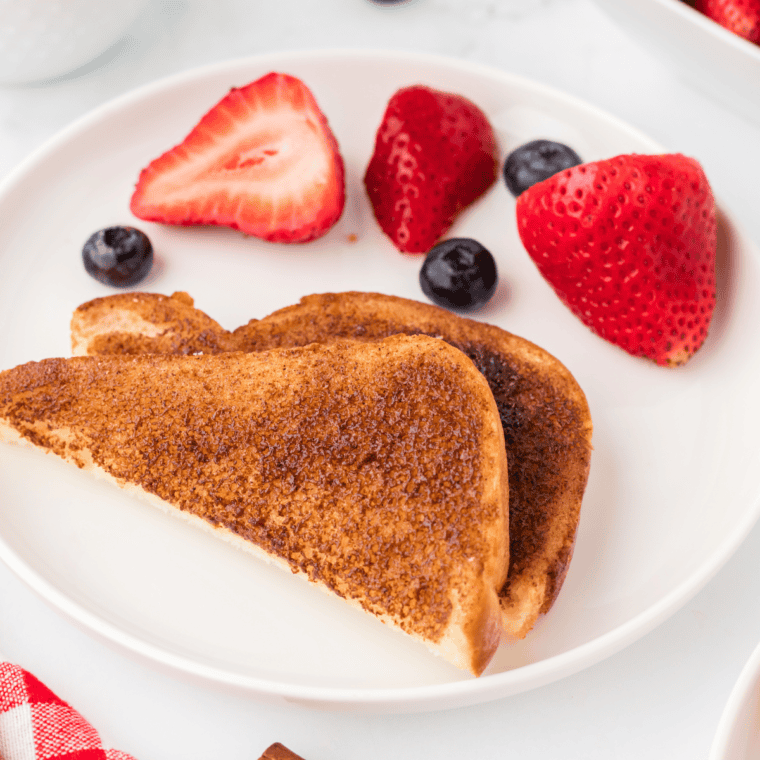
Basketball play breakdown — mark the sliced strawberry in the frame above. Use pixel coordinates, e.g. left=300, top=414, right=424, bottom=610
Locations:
left=364, top=85, right=498, bottom=254
left=130, top=72, right=345, bottom=244
left=694, top=0, right=760, bottom=44
left=516, top=153, right=717, bottom=367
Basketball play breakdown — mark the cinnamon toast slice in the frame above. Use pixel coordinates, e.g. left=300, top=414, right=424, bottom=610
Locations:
left=72, top=291, right=593, bottom=638
left=0, top=335, right=509, bottom=675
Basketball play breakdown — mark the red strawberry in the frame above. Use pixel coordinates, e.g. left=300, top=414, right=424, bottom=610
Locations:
left=130, top=72, right=345, bottom=244
left=694, top=0, right=760, bottom=44
left=363, top=85, right=498, bottom=254
left=516, top=153, right=717, bottom=367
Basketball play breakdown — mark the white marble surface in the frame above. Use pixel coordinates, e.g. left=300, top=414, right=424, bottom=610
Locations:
left=1, top=0, right=760, bottom=757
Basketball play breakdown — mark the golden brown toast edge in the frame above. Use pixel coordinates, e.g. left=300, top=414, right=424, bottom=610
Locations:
left=71, top=290, right=593, bottom=639
left=258, top=744, right=306, bottom=760
left=1, top=335, right=509, bottom=675
left=71, top=291, right=236, bottom=356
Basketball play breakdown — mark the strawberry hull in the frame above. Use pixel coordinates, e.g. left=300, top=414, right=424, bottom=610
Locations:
left=516, top=153, right=717, bottom=367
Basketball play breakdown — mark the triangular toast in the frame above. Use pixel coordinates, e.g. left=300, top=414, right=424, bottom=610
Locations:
left=0, top=335, right=509, bottom=675
left=72, top=290, right=593, bottom=638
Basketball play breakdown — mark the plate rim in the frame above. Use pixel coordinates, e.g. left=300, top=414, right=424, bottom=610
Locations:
left=709, top=639, right=760, bottom=759
left=2, top=47, right=760, bottom=712
left=0, top=46, right=668, bottom=203
left=595, top=0, right=760, bottom=62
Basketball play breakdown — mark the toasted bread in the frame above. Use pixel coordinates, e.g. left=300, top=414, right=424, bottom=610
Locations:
left=0, top=335, right=509, bottom=675
left=70, top=290, right=237, bottom=357
left=259, top=745, right=306, bottom=760
left=72, top=290, right=593, bottom=638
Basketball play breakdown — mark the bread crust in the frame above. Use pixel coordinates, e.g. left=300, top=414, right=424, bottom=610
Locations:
left=258, top=744, right=306, bottom=760
left=1, top=335, right=508, bottom=675
left=71, top=290, right=593, bottom=638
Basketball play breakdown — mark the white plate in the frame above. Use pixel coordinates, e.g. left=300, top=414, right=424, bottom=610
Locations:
left=710, top=641, right=760, bottom=760
left=1, top=49, right=759, bottom=713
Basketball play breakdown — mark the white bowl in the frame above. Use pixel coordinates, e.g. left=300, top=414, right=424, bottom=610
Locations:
left=0, top=0, right=150, bottom=84
left=590, top=0, right=760, bottom=123
left=710, top=641, right=760, bottom=760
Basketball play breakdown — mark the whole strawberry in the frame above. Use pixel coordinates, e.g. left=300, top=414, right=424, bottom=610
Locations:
left=694, top=0, right=760, bottom=45
left=516, top=153, right=717, bottom=367
left=364, top=85, right=498, bottom=254
left=130, top=72, right=345, bottom=244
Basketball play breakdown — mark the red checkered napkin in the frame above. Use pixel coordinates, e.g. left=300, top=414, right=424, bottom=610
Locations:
left=0, top=659, right=136, bottom=760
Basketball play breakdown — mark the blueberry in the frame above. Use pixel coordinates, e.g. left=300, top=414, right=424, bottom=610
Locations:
left=503, top=139, right=582, bottom=197
left=82, top=226, right=153, bottom=287
left=419, top=238, right=497, bottom=312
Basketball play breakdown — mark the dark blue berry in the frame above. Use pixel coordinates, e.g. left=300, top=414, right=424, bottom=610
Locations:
left=503, top=139, right=582, bottom=197
left=419, top=238, right=497, bottom=312
left=82, top=226, right=153, bottom=287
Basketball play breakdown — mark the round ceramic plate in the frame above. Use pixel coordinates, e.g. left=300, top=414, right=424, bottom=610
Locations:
left=0, top=49, right=758, bottom=713
left=710, top=641, right=760, bottom=760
